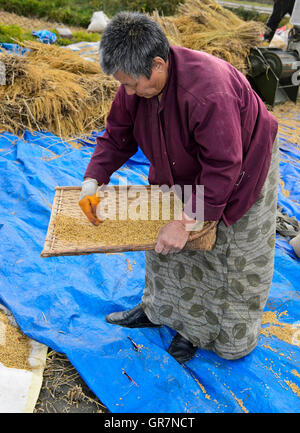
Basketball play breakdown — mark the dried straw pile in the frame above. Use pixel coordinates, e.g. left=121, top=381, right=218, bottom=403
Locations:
left=0, top=41, right=119, bottom=137
left=153, top=0, right=264, bottom=73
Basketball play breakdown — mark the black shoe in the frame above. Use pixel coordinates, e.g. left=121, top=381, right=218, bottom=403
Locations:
left=167, top=333, right=197, bottom=364
left=105, top=304, right=161, bottom=328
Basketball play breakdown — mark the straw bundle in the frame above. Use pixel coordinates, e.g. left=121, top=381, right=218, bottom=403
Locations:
left=0, top=41, right=119, bottom=137
left=153, top=0, right=264, bottom=73
left=23, top=41, right=101, bottom=75
left=151, top=10, right=182, bottom=46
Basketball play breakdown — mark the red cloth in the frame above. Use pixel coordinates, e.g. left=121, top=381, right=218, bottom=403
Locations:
left=85, top=46, right=278, bottom=226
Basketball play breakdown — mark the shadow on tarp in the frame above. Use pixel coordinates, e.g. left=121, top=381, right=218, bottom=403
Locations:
left=0, top=129, right=299, bottom=413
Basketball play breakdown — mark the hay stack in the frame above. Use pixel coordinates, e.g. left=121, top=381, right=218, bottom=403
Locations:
left=23, top=41, right=102, bottom=75
left=153, top=0, right=264, bottom=73
left=0, top=41, right=119, bottom=137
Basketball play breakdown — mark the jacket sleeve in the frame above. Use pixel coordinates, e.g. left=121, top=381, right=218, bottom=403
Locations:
left=183, top=93, right=243, bottom=222
left=84, top=86, right=138, bottom=185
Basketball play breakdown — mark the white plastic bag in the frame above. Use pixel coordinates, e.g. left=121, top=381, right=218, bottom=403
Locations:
left=269, top=26, right=290, bottom=50
left=87, top=11, right=110, bottom=33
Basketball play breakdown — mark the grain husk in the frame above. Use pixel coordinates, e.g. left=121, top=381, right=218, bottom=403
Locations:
left=0, top=310, right=32, bottom=371
left=261, top=310, right=300, bottom=347
left=54, top=213, right=174, bottom=246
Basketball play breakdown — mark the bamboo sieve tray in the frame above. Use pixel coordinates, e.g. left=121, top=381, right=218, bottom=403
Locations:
left=41, top=186, right=217, bottom=257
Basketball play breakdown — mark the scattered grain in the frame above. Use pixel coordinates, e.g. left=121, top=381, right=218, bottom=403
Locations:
left=0, top=310, right=32, bottom=371
left=261, top=311, right=300, bottom=347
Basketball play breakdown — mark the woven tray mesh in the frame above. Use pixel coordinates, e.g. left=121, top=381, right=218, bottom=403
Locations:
left=41, top=186, right=216, bottom=257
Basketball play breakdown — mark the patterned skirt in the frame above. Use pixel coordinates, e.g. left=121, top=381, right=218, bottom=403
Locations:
left=142, top=137, right=279, bottom=360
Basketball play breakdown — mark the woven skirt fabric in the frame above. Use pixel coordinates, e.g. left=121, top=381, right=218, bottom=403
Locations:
left=142, top=137, right=279, bottom=360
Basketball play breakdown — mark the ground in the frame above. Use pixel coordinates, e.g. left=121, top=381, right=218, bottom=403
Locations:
left=34, top=350, right=108, bottom=413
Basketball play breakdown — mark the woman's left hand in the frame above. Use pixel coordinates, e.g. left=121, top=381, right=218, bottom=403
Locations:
left=155, top=220, right=189, bottom=255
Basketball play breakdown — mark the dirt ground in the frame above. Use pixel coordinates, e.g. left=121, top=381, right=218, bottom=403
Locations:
left=34, top=349, right=108, bottom=413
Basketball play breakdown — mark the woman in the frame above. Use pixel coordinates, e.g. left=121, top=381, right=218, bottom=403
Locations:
left=79, top=12, right=279, bottom=364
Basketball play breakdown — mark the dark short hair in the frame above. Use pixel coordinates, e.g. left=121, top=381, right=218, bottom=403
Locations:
left=99, top=12, right=170, bottom=79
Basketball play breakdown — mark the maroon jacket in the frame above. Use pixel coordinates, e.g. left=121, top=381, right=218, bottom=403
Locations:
left=84, top=46, right=278, bottom=226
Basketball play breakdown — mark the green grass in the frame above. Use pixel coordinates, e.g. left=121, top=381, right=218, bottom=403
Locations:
left=0, top=23, right=100, bottom=45
left=0, top=23, right=35, bottom=43
left=0, top=0, right=101, bottom=27
left=51, top=29, right=100, bottom=46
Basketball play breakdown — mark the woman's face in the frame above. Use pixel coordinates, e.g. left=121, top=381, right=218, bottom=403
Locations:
left=113, top=57, right=169, bottom=99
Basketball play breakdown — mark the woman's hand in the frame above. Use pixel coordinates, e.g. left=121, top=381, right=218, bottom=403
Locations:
left=155, top=220, right=189, bottom=255
left=78, top=178, right=103, bottom=226
left=79, top=193, right=103, bottom=226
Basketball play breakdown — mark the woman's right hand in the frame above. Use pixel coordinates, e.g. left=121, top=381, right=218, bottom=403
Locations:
left=78, top=178, right=103, bottom=226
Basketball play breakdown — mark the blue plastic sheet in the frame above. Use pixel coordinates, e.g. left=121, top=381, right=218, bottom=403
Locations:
left=0, top=123, right=299, bottom=413
left=32, top=30, right=57, bottom=44
left=0, top=43, right=30, bottom=56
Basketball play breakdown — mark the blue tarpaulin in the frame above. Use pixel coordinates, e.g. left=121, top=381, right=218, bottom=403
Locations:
left=0, top=115, right=299, bottom=412
left=32, top=30, right=57, bottom=44
left=0, top=43, right=30, bottom=56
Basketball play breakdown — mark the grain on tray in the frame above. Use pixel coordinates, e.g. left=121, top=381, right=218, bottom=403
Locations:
left=53, top=213, right=173, bottom=246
